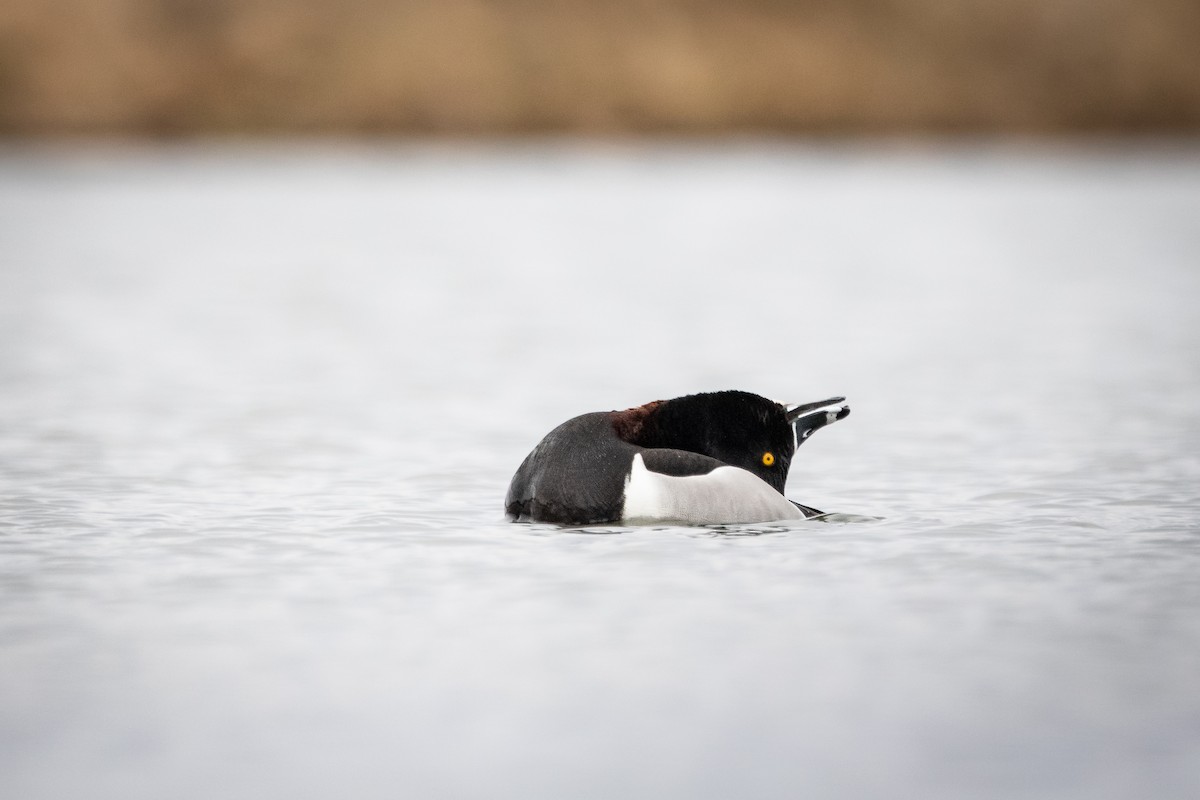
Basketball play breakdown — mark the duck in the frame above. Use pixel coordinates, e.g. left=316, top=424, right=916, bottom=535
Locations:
left=505, top=390, right=850, bottom=526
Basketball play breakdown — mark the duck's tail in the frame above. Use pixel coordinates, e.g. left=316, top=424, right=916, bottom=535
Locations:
left=791, top=500, right=826, bottom=519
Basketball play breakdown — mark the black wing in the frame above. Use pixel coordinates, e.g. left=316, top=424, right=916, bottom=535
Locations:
left=638, top=448, right=725, bottom=477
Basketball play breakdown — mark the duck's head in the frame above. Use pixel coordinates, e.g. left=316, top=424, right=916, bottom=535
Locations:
left=616, top=390, right=850, bottom=494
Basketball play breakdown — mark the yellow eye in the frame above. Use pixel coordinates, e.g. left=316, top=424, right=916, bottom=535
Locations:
left=762, top=452, right=775, bottom=467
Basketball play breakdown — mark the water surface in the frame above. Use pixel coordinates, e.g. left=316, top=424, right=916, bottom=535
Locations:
left=1, top=142, right=1198, bottom=799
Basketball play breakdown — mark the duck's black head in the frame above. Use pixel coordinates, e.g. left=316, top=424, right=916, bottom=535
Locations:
left=614, top=390, right=849, bottom=495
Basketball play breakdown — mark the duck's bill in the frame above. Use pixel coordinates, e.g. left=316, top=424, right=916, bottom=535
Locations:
left=785, top=396, right=845, bottom=419
left=786, top=397, right=850, bottom=449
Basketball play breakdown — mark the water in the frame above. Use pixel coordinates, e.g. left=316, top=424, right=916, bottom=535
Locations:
left=1, top=141, right=1198, bottom=799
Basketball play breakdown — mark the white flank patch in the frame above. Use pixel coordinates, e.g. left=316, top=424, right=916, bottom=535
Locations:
left=621, top=453, right=805, bottom=525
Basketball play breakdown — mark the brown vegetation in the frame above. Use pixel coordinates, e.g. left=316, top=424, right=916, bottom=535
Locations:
left=2, top=0, right=1199, bottom=136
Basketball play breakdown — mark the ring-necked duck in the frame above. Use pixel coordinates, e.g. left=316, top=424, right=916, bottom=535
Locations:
left=506, top=390, right=849, bottom=525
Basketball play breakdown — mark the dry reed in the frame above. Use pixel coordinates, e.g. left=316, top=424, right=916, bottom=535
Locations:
left=2, top=0, right=1198, bottom=135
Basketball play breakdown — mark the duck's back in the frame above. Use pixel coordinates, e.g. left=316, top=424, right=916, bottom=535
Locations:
left=505, top=412, right=636, bottom=524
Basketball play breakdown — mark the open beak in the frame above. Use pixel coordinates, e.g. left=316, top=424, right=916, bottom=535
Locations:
left=786, top=396, right=850, bottom=450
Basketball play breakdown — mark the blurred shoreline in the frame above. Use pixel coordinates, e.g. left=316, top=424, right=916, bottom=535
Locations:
left=3, top=134, right=1200, bottom=154
left=2, top=0, right=1199, bottom=137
